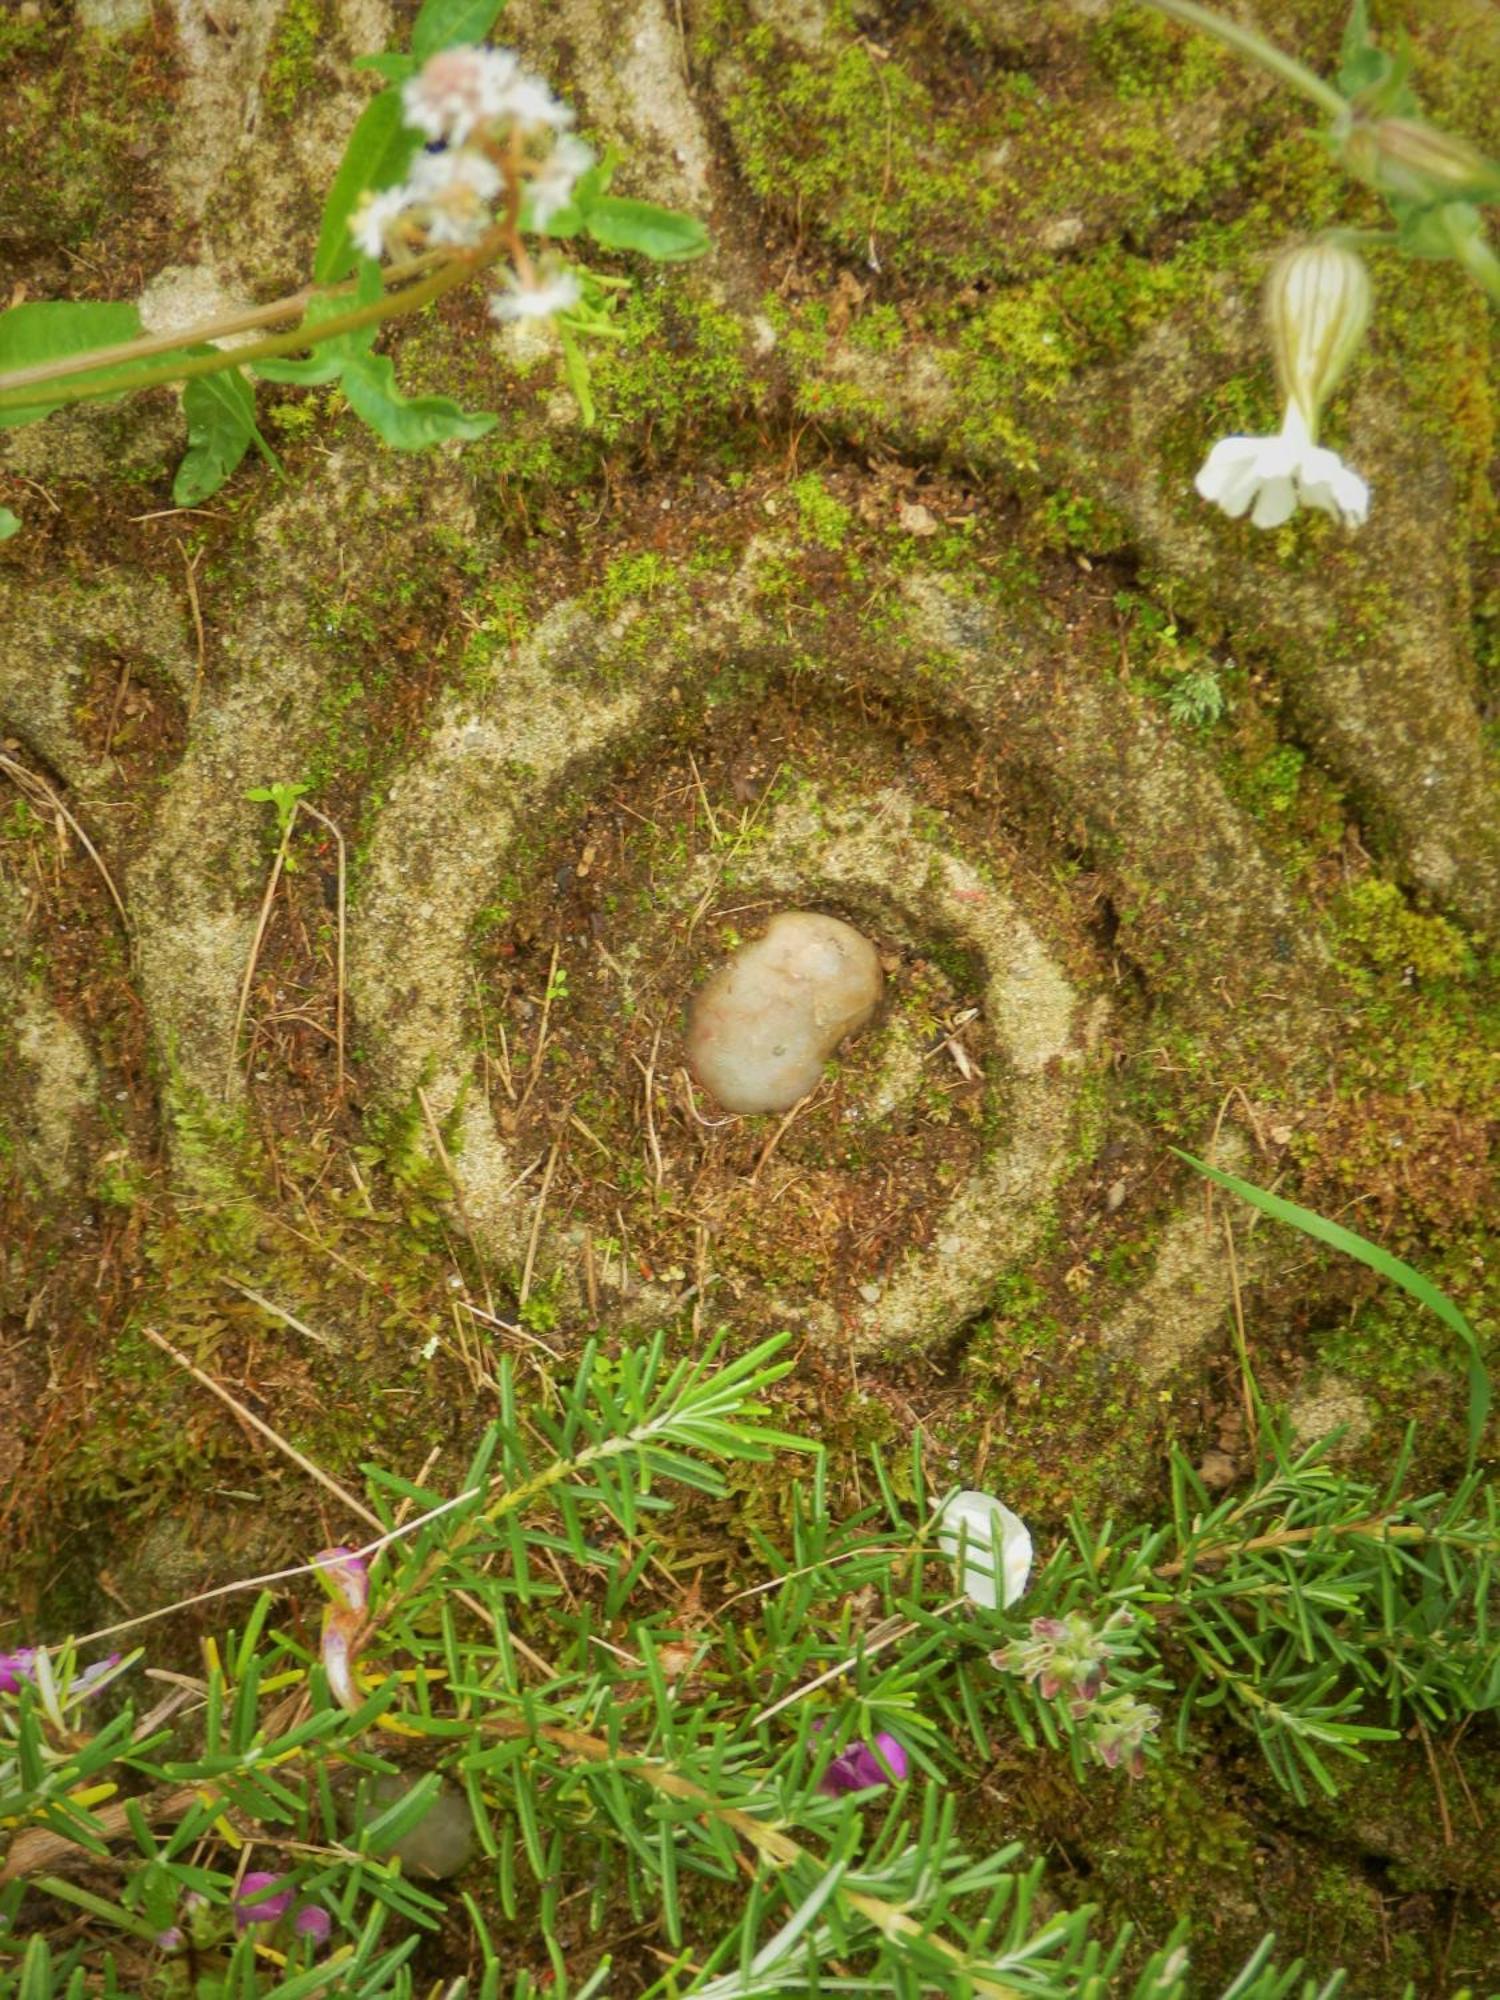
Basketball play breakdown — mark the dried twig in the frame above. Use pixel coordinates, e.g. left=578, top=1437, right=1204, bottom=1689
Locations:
left=221, top=1278, right=338, bottom=1351
left=632, top=1025, right=665, bottom=1190
left=143, top=1327, right=384, bottom=1532
left=228, top=800, right=298, bottom=1090
left=519, top=1133, right=563, bottom=1308
left=0, top=752, right=129, bottom=932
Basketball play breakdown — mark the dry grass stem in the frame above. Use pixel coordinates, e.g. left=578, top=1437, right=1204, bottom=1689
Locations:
left=0, top=752, right=129, bottom=931
left=228, top=800, right=298, bottom=1091
left=632, top=1025, right=665, bottom=1190
left=518, top=1133, right=563, bottom=1307
left=143, top=1326, right=384, bottom=1532
left=221, top=1277, right=339, bottom=1351
left=297, top=800, right=347, bottom=1098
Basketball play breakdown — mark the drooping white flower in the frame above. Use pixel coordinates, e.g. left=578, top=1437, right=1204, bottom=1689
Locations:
left=527, top=134, right=595, bottom=230
left=406, top=145, right=504, bottom=247
left=489, top=264, right=581, bottom=322
left=351, top=184, right=415, bottom=261
left=1198, top=239, right=1373, bottom=532
left=934, top=1489, right=1033, bottom=1611
left=402, top=45, right=520, bottom=145
left=1195, top=401, right=1369, bottom=530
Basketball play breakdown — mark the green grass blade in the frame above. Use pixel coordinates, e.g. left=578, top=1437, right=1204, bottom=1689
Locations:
left=1175, top=1150, right=1490, bottom=1462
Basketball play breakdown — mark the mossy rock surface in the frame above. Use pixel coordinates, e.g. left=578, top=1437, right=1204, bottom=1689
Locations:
left=0, top=0, right=1495, bottom=1991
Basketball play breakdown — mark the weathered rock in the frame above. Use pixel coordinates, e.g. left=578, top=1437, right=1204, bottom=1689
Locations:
left=687, top=910, right=882, bottom=1114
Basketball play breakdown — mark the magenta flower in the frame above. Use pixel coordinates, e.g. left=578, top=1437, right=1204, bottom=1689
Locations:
left=0, top=1650, right=38, bottom=1694
left=233, top=1872, right=295, bottom=1930
left=294, top=1905, right=332, bottom=1943
left=819, top=1731, right=909, bottom=1797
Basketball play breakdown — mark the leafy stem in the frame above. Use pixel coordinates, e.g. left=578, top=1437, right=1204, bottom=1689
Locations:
left=1141, top=0, right=1350, bottom=121
left=0, top=235, right=504, bottom=417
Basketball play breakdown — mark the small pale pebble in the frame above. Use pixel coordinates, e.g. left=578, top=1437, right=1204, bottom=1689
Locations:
left=354, top=1775, right=475, bottom=1880
left=686, top=911, right=883, bottom=1115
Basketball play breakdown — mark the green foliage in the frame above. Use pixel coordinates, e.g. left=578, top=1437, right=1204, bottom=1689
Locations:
left=574, top=195, right=711, bottom=264
left=0, top=506, right=17, bottom=541
left=314, top=90, right=419, bottom=286
left=411, top=0, right=508, bottom=63
left=4, top=1331, right=1493, bottom=1995
left=174, top=365, right=270, bottom=505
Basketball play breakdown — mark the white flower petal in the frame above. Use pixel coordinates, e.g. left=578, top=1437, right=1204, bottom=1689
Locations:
left=1250, top=475, right=1298, bottom=529
left=351, top=186, right=411, bottom=261
left=1194, top=435, right=1260, bottom=507
left=489, top=267, right=581, bottom=322
left=1298, top=446, right=1370, bottom=527
left=1195, top=413, right=1368, bottom=532
left=935, top=1490, right=1033, bottom=1611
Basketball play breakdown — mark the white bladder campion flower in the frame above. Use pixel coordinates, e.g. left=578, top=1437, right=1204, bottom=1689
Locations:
left=934, top=1490, right=1033, bottom=1611
left=1196, top=239, right=1373, bottom=531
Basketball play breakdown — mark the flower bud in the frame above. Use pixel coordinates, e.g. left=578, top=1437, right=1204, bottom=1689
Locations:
left=1342, top=117, right=1500, bottom=207
left=1264, top=240, right=1372, bottom=432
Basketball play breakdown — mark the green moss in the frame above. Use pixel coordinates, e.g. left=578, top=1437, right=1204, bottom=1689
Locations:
left=0, top=14, right=175, bottom=258
left=789, top=473, right=852, bottom=551
left=587, top=280, right=756, bottom=449
left=261, top=0, right=334, bottom=121
left=1335, top=877, right=1474, bottom=981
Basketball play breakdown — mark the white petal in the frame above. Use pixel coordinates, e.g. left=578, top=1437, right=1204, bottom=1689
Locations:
left=1250, top=476, right=1298, bottom=529
left=1297, top=446, right=1369, bottom=527
left=1193, top=435, right=1261, bottom=506
left=935, top=1490, right=1033, bottom=1611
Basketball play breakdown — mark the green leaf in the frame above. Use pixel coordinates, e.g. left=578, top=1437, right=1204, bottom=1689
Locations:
left=411, top=0, right=506, bottom=60
left=581, top=195, right=710, bottom=263
left=174, top=366, right=259, bottom=504
left=1174, top=1150, right=1491, bottom=1462
left=315, top=90, right=420, bottom=284
left=253, top=264, right=384, bottom=385
left=556, top=321, right=595, bottom=427
left=353, top=51, right=417, bottom=81
left=0, top=299, right=143, bottom=427
left=339, top=351, right=497, bottom=449
left=0, top=507, right=18, bottom=540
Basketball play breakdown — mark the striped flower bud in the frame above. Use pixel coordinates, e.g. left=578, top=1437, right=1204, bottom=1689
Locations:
left=1342, top=117, right=1500, bottom=208
left=1264, top=239, right=1372, bottom=433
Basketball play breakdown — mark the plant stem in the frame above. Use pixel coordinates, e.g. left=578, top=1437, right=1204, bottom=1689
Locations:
left=0, top=251, right=451, bottom=397
left=1141, top=0, right=1350, bottom=121
left=1153, top=1512, right=1447, bottom=1579
left=0, top=238, right=501, bottom=416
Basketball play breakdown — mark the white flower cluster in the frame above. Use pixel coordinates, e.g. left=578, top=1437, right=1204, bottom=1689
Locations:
left=351, top=45, right=591, bottom=324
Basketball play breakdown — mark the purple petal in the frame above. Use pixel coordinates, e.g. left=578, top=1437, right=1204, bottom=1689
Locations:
left=294, top=1905, right=332, bottom=1943
left=819, top=1733, right=907, bottom=1795
left=68, top=1653, right=123, bottom=1701
left=314, top=1547, right=369, bottom=1614
left=155, top=1928, right=184, bottom=1953
left=0, top=1649, right=38, bottom=1694
left=233, top=1872, right=294, bottom=1929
